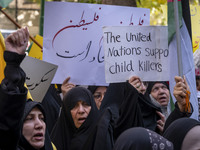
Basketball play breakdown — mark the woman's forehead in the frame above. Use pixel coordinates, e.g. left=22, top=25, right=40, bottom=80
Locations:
left=29, top=107, right=43, bottom=115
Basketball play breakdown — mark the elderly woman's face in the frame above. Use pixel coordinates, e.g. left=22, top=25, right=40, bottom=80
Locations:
left=70, top=100, right=91, bottom=128
left=151, top=83, right=170, bottom=107
left=23, top=107, right=46, bottom=149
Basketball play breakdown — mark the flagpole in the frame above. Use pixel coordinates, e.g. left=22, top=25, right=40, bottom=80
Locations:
left=173, top=0, right=183, bottom=76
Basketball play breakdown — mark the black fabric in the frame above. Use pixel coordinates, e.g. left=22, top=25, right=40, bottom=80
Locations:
left=138, top=93, right=161, bottom=133
left=84, top=82, right=158, bottom=149
left=0, top=86, right=27, bottom=150
left=22, top=99, right=46, bottom=121
left=18, top=99, right=53, bottom=150
left=145, top=81, right=169, bottom=96
left=50, top=87, right=100, bottom=150
left=144, top=81, right=169, bottom=131
left=2, top=51, right=26, bottom=93
left=87, top=86, right=98, bottom=94
left=163, top=118, right=200, bottom=150
left=100, top=82, right=160, bottom=139
left=82, top=107, right=114, bottom=150
left=113, top=127, right=173, bottom=150
left=42, top=84, right=61, bottom=133
left=0, top=51, right=27, bottom=150
left=51, top=82, right=162, bottom=150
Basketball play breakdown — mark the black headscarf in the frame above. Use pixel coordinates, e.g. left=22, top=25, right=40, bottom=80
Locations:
left=163, top=118, right=200, bottom=150
left=145, top=81, right=171, bottom=120
left=18, top=99, right=53, bottom=150
left=87, top=86, right=98, bottom=94
left=113, top=127, right=173, bottom=150
left=145, top=81, right=169, bottom=96
left=50, top=86, right=99, bottom=150
left=41, top=84, right=62, bottom=134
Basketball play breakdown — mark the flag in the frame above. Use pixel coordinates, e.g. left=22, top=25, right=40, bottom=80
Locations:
left=168, top=0, right=199, bottom=119
left=0, top=32, right=6, bottom=83
left=0, top=0, right=13, bottom=8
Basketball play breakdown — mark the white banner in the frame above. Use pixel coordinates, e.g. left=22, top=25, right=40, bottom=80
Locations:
left=43, top=2, right=150, bottom=85
left=103, top=26, right=170, bottom=83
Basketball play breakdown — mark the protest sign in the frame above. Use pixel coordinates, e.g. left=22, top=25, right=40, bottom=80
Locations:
left=43, top=2, right=150, bottom=85
left=21, top=56, right=58, bottom=102
left=103, top=26, right=170, bottom=83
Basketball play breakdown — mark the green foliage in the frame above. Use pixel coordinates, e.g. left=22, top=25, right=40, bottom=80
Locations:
left=136, top=0, right=167, bottom=25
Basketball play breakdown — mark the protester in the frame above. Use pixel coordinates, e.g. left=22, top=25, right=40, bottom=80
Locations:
left=128, top=76, right=166, bottom=133
left=163, top=118, right=200, bottom=150
left=113, top=127, right=173, bottom=150
left=145, top=81, right=173, bottom=119
left=88, top=85, right=107, bottom=109
left=0, top=28, right=55, bottom=150
left=0, top=27, right=28, bottom=149
left=19, top=99, right=54, bottom=150
left=51, top=73, right=194, bottom=150
left=50, top=86, right=111, bottom=150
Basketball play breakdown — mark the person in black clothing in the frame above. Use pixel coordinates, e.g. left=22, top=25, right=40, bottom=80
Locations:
left=50, top=86, right=102, bottom=150
left=41, top=84, right=62, bottom=134
left=0, top=28, right=54, bottom=150
left=88, top=85, right=107, bottom=109
left=0, top=27, right=28, bottom=150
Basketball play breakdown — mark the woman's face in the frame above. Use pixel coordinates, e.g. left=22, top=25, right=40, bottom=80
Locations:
left=93, top=86, right=107, bottom=109
left=23, top=107, right=46, bottom=149
left=70, top=100, right=91, bottom=128
left=151, top=83, right=170, bottom=107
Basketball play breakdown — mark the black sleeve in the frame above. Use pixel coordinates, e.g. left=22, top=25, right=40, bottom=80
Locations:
left=0, top=51, right=27, bottom=150
left=100, top=82, right=144, bottom=140
left=163, top=102, right=193, bottom=132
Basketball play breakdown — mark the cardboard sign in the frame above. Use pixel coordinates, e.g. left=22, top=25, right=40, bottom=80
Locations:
left=103, top=26, right=170, bottom=83
left=21, top=56, right=58, bottom=102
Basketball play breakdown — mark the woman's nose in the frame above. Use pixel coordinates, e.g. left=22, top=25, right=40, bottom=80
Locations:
left=77, top=104, right=85, bottom=113
left=35, top=118, right=44, bottom=129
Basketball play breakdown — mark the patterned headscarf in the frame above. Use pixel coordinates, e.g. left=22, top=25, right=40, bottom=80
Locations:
left=113, top=127, right=173, bottom=150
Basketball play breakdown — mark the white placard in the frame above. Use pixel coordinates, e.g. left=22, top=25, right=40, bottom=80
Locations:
left=21, top=56, right=58, bottom=102
left=103, top=26, right=170, bottom=83
left=43, top=2, right=150, bottom=85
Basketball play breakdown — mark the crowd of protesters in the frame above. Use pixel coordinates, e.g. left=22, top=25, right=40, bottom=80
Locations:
left=0, top=25, right=200, bottom=150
